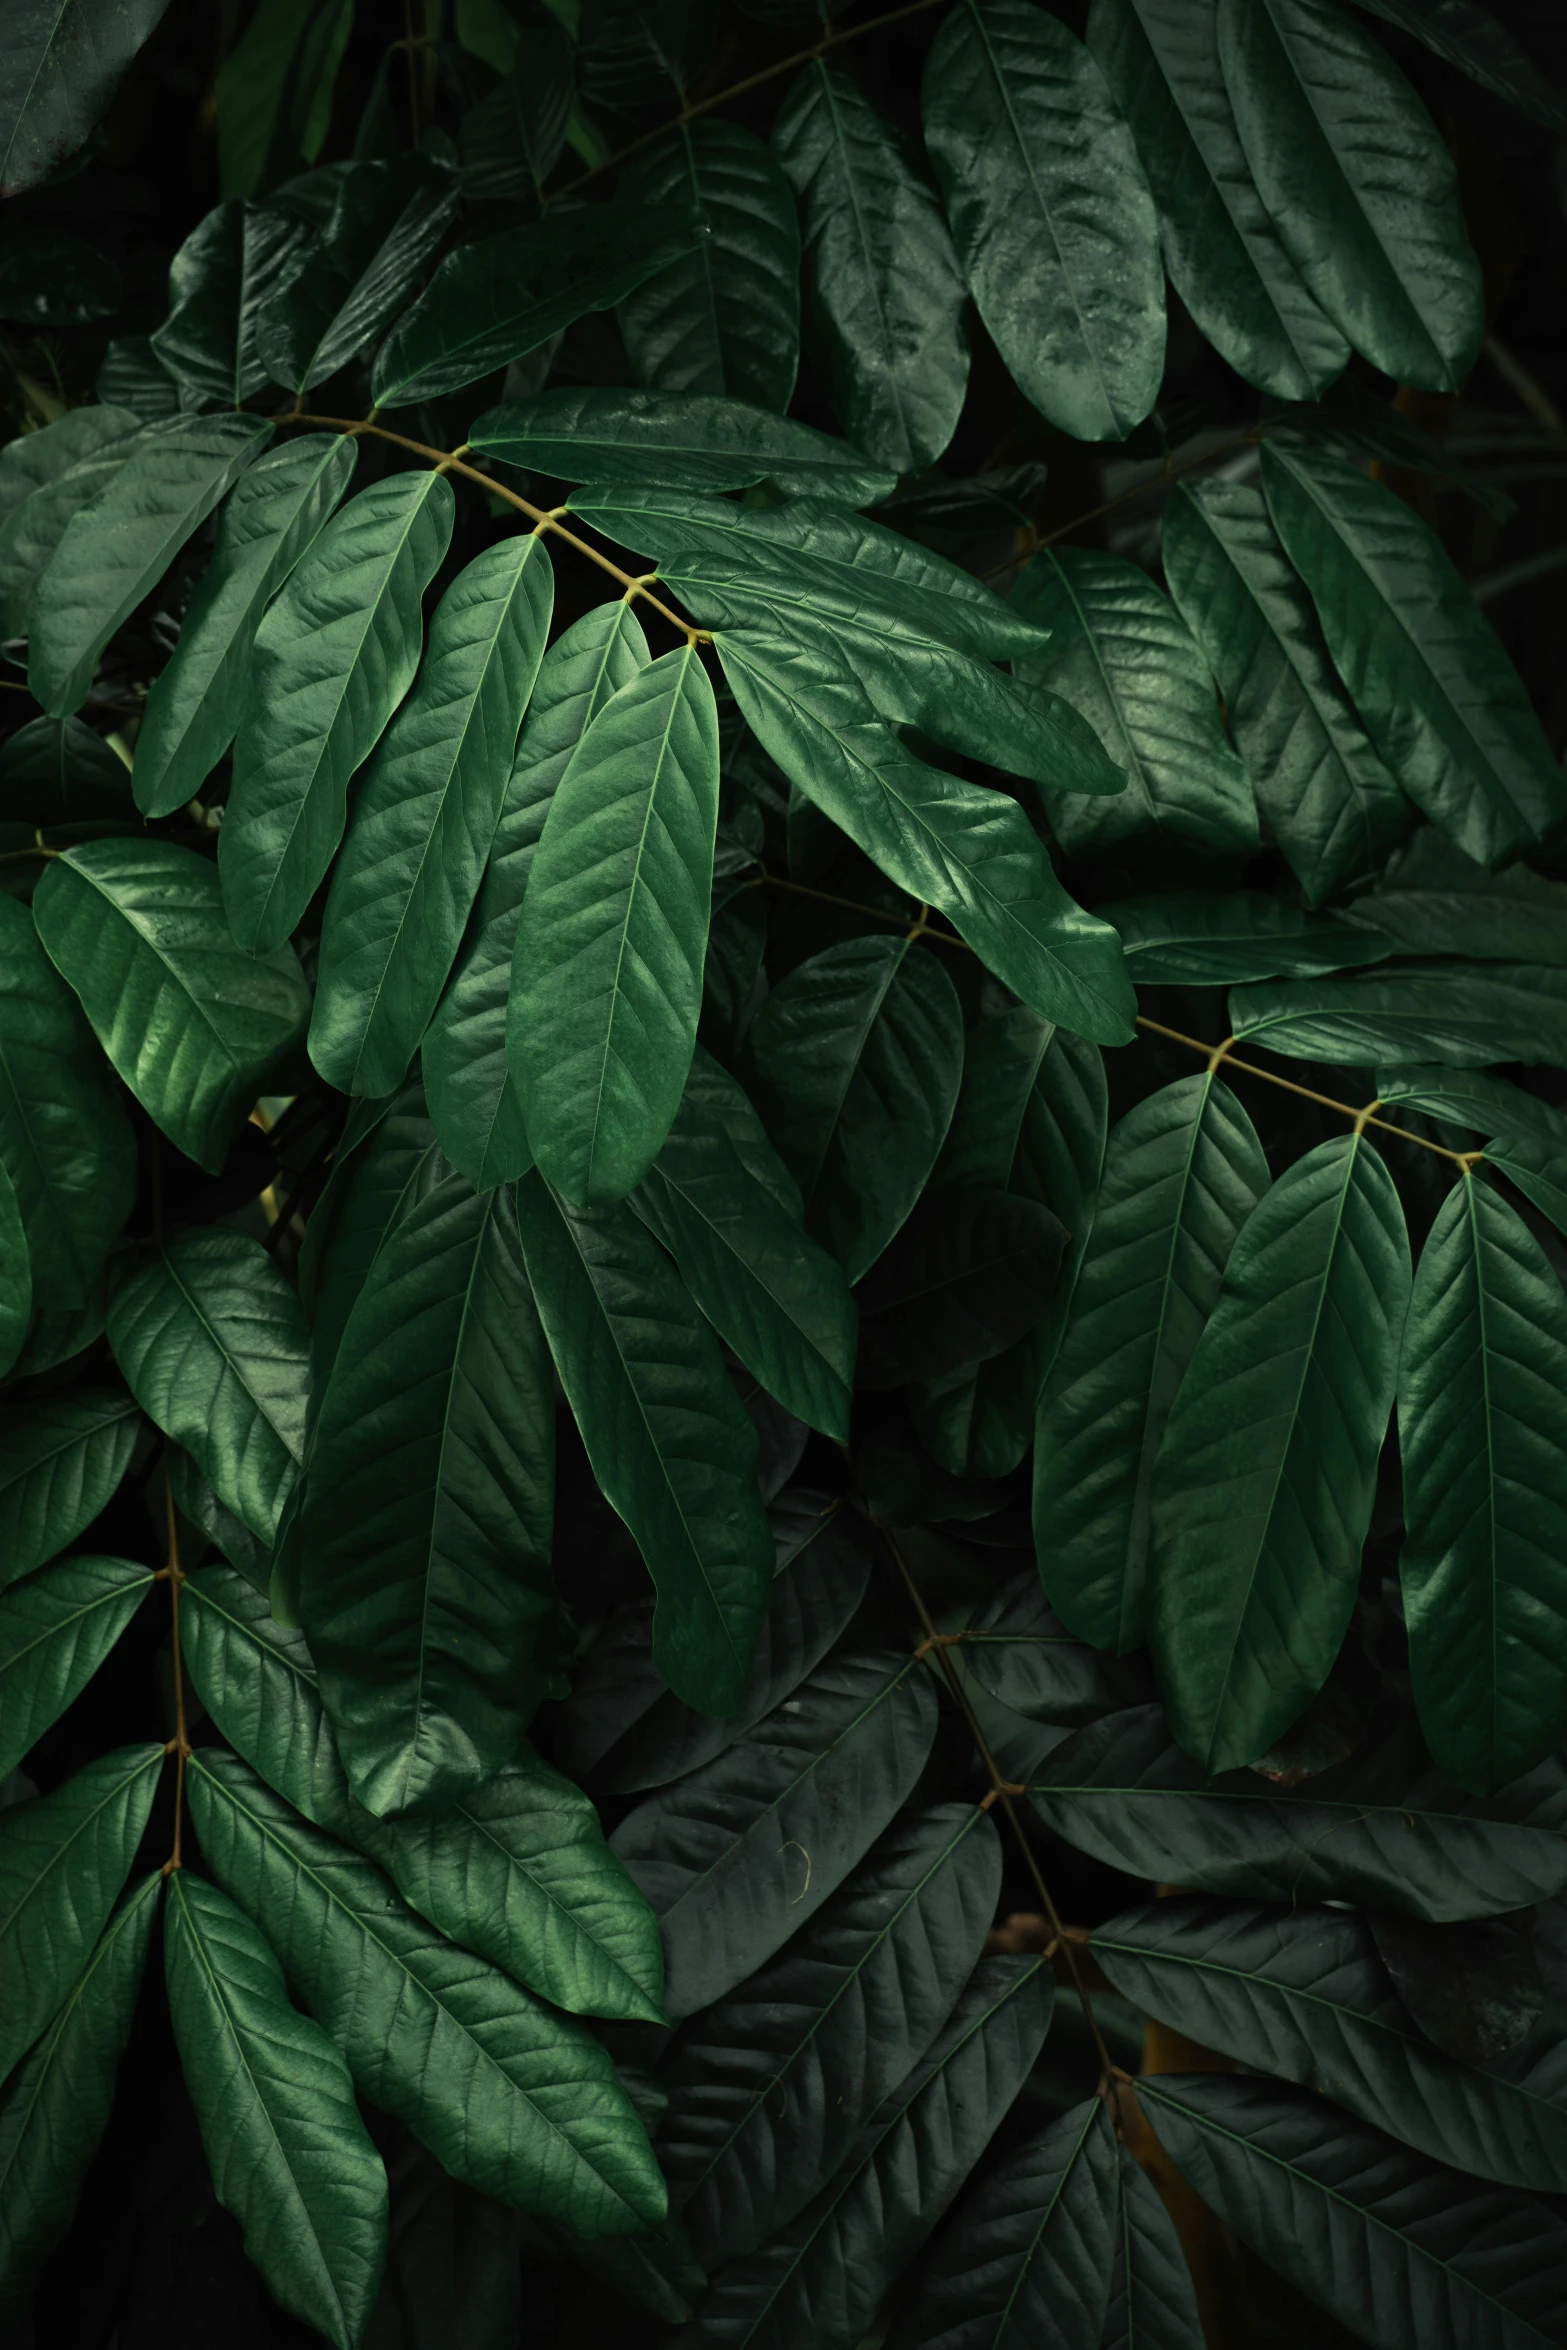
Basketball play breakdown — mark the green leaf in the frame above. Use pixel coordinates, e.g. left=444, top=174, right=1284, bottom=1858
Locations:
left=1160, top=478, right=1407, bottom=901
left=187, top=1749, right=667, bottom=2235
left=214, top=0, right=354, bottom=198
left=661, top=1804, right=1001, bottom=2267
left=1102, top=890, right=1392, bottom=984
left=181, top=1566, right=665, bottom=2024
left=612, top=1650, right=940, bottom=2021
left=1030, top=1704, right=1567, bottom=1920
left=1103, top=2142, right=1206, bottom=2350
left=96, top=333, right=180, bottom=418
left=616, top=122, right=800, bottom=413
left=0, top=1387, right=141, bottom=1594
left=0, top=1146, right=25, bottom=1384
left=1345, top=829, right=1567, bottom=966
left=678, top=1957, right=1053, bottom=2350
left=107, top=1232, right=308, bottom=1543
left=221, top=468, right=455, bottom=954
left=28, top=414, right=271, bottom=717
left=744, top=934, right=964, bottom=1282
left=0, top=0, right=171, bottom=196
left=773, top=61, right=969, bottom=473
left=425, top=599, right=650, bottom=1191
left=1487, top=1136, right=1567, bottom=1242
left=1013, top=547, right=1258, bottom=858
left=0, top=1554, right=153, bottom=1780
left=1374, top=1066, right=1567, bottom=1157
left=1216, top=0, right=1483, bottom=388
left=255, top=156, right=460, bottom=395
left=1352, top=0, right=1567, bottom=138
left=1094, top=1895, right=1567, bottom=2195
left=300, top=1168, right=562, bottom=1818
left=311, top=534, right=554, bottom=1098
left=960, top=1567, right=1153, bottom=1726
left=1397, top=1174, right=1567, bottom=1793
left=1149, top=1134, right=1410, bottom=1773
left=0, top=1744, right=163, bottom=2079
left=472, top=388, right=891, bottom=505
left=134, top=432, right=359, bottom=819
left=371, top=204, right=701, bottom=407
left=298, top=1085, right=438, bottom=1408
left=165, top=1871, right=387, bottom=2349
left=514, top=1170, right=775, bottom=1715
left=1228, top=965, right=1567, bottom=1069
left=885, top=2096, right=1119, bottom=2350
left=149, top=200, right=307, bottom=409
left=0, top=409, right=145, bottom=639
left=1138, top=2072, right=1567, bottom=2350
left=630, top=1054, right=857, bottom=1440
left=856, top=1185, right=1063, bottom=1389
left=33, top=838, right=311, bottom=1174
left=1086, top=0, right=1347, bottom=401
left=168, top=1448, right=271, bottom=1590
left=1036, top=1072, right=1270, bottom=1653
left=577, top=0, right=716, bottom=106
left=923, top=0, right=1164, bottom=442
left=0, top=1874, right=159, bottom=2326
left=460, top=32, right=574, bottom=199
left=511, top=644, right=720, bottom=1205
left=1260, top=442, right=1567, bottom=863
left=0, top=714, right=134, bottom=825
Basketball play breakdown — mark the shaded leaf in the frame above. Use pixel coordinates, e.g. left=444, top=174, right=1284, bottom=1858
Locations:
left=149, top=200, right=308, bottom=409
left=961, top=1567, right=1154, bottom=1727
left=1347, top=830, right=1567, bottom=966
left=0, top=409, right=145, bottom=641
left=1229, top=964, right=1567, bottom=1069
left=1487, top=1135, right=1567, bottom=1243
left=0, top=0, right=172, bottom=196
left=1373, top=1912, right=1544, bottom=2069
left=857, top=1184, right=1063, bottom=1390
left=256, top=156, right=460, bottom=395
left=0, top=1553, right=153, bottom=1781
left=0, top=714, right=133, bottom=825
left=1374, top=1065, right=1567, bottom=1157
left=472, top=388, right=890, bottom=504
left=1102, top=890, right=1391, bottom=984
left=1353, top=0, right=1567, bottom=138
left=0, top=1387, right=141, bottom=1595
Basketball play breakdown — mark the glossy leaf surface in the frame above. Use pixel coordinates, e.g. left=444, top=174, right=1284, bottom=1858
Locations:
left=1229, top=966, right=1567, bottom=1070
left=0, top=1554, right=152, bottom=1781
left=471, top=388, right=890, bottom=504
left=0, top=1388, right=140, bottom=1595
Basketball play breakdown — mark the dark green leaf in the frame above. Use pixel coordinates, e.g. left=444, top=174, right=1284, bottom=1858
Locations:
left=578, top=0, right=716, bottom=108
left=1102, top=890, right=1392, bottom=984
left=1374, top=1065, right=1567, bottom=1156
left=1103, top=2143, right=1206, bottom=2350
left=256, top=156, right=460, bottom=395
left=857, top=1185, right=1062, bottom=1390
left=0, top=1554, right=153, bottom=1779
left=773, top=61, right=968, bottom=474
left=95, top=333, right=180, bottom=418
left=459, top=32, right=574, bottom=200
left=213, top=0, right=353, bottom=199
left=0, top=1160, right=28, bottom=1378
left=0, top=0, right=172, bottom=196
left=1352, top=0, right=1567, bottom=138
left=0, top=1388, right=140, bottom=1595
left=1487, top=1135, right=1567, bottom=1242
left=1229, top=965, right=1567, bottom=1069
left=924, top=0, right=1164, bottom=442
left=1372, top=1911, right=1543, bottom=2067
left=149, top=200, right=307, bottom=409
left=168, top=1447, right=271, bottom=1590
left=165, top=1870, right=387, bottom=2348
left=0, top=409, right=145, bottom=641
left=0, top=714, right=133, bottom=825
left=472, top=388, right=891, bottom=504
left=1346, top=830, right=1567, bottom=966
left=0, top=227, right=118, bottom=326
left=34, top=839, right=311, bottom=1173
left=298, top=1084, right=438, bottom=1405
left=961, top=1568, right=1153, bottom=1726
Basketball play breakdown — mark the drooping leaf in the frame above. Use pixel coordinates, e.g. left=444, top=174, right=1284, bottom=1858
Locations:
left=856, top=1185, right=1063, bottom=1390
left=1374, top=1066, right=1567, bottom=1157
left=1101, top=890, right=1392, bottom=984
left=0, top=1554, right=153, bottom=1780
left=773, top=61, right=969, bottom=474
left=612, top=1649, right=940, bottom=2020
left=256, top=155, right=460, bottom=395
left=165, top=1871, right=388, bottom=2349
left=511, top=644, right=720, bottom=1205
left=1036, top=1072, right=1270, bottom=1653
left=134, top=432, right=359, bottom=819
left=221, top=468, right=455, bottom=954
left=1345, top=828, right=1567, bottom=966
left=1261, top=442, right=1567, bottom=864
left=33, top=839, right=311, bottom=1174
left=1371, top=1912, right=1544, bottom=2069
left=1228, top=965, right=1567, bottom=1070
left=616, top=123, right=801, bottom=413
left=924, top=0, right=1164, bottom=442
left=186, top=1750, right=667, bottom=2237
left=0, top=0, right=172, bottom=196
left=424, top=599, right=650, bottom=1191
left=1086, top=0, right=1347, bottom=401
left=514, top=1168, right=775, bottom=1715
left=471, top=389, right=891, bottom=504
left=0, top=1387, right=141, bottom=1595
left=107, top=1233, right=308, bottom=1544
left=300, top=1168, right=563, bottom=1818
left=149, top=200, right=308, bottom=409
left=298, top=1082, right=438, bottom=1400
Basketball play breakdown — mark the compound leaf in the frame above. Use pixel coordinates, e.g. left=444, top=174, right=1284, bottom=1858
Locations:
left=0, top=1554, right=154, bottom=1781
left=0, top=1388, right=141, bottom=1596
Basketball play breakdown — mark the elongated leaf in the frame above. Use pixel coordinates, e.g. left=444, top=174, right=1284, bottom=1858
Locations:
left=0, top=413, right=146, bottom=641
left=1103, top=890, right=1391, bottom=984
left=1103, top=2143, right=1205, bottom=2350
left=1036, top=1072, right=1269, bottom=1653
left=472, top=389, right=890, bottom=505
left=34, top=839, right=310, bottom=1174
left=857, top=1185, right=1063, bottom=1389
left=1013, top=547, right=1258, bottom=858
left=515, top=1169, right=774, bottom=1714
left=372, top=204, right=699, bottom=406
left=677, top=1958, right=1053, bottom=2350
left=301, top=1168, right=562, bottom=1818
left=135, top=432, right=359, bottom=818
left=744, top=933, right=964, bottom=1282
left=1488, top=1136, right=1567, bottom=1243
left=214, top=0, right=352, bottom=196
left=1030, top=1704, right=1567, bottom=1920
left=0, top=1388, right=140, bottom=1595
left=613, top=1650, right=940, bottom=2020
left=1353, top=0, right=1567, bottom=137
left=0, top=406, right=141, bottom=526
left=0, top=712, right=133, bottom=825
left=0, top=0, right=171, bottom=194
left=28, top=414, right=270, bottom=716
left=0, top=1161, right=28, bottom=1379
left=187, top=1750, right=667, bottom=2236
left=1229, top=965, right=1567, bottom=1070
left=221, top=468, right=456, bottom=955
left=0, top=1554, right=153, bottom=1779
left=1161, top=478, right=1407, bottom=901
left=511, top=644, right=720, bottom=1205
left=181, top=1567, right=664, bottom=2024
left=460, top=31, right=574, bottom=198
left=425, top=599, right=650, bottom=1190
left=962, top=1568, right=1153, bottom=1726
left=149, top=200, right=307, bottom=409
left=312, top=534, right=554, bottom=1098
left=165, top=1871, right=387, bottom=2348
left=1086, top=0, right=1346, bottom=400
left=0, top=1874, right=159, bottom=2326
left=256, top=155, right=460, bottom=395
left=773, top=61, right=968, bottom=474
left=0, top=1744, right=163, bottom=2079
left=1096, top=1896, right=1567, bottom=2195
left=298, top=1082, right=437, bottom=1400
left=1139, top=2072, right=1567, bottom=2350
left=1375, top=1066, right=1567, bottom=1156
left=1217, top=0, right=1482, bottom=388
left=107, top=1233, right=307, bottom=1543
left=924, top=0, right=1163, bottom=441
left=1398, top=1174, right=1567, bottom=1793
left=616, top=122, right=800, bottom=412
left=662, top=1805, right=1001, bottom=2267
left=1347, top=831, right=1567, bottom=966
left=1261, top=442, right=1567, bottom=864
